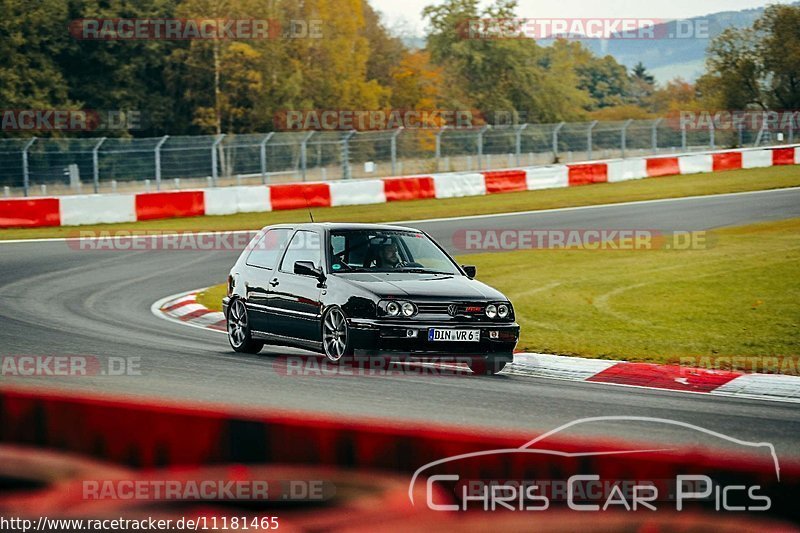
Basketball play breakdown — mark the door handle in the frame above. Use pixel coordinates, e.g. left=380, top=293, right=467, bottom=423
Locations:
left=269, top=278, right=279, bottom=287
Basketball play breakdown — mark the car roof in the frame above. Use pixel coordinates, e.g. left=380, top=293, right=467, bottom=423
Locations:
left=261, top=222, right=423, bottom=233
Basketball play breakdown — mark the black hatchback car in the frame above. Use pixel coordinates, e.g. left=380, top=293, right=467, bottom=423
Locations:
left=222, top=223, right=519, bottom=375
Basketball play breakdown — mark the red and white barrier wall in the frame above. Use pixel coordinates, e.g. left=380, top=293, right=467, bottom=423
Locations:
left=1, top=145, right=798, bottom=229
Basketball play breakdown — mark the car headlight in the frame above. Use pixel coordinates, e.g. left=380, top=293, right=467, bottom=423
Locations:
left=485, top=304, right=497, bottom=319
left=498, top=304, right=509, bottom=318
left=385, top=301, right=401, bottom=316
left=401, top=302, right=416, bottom=317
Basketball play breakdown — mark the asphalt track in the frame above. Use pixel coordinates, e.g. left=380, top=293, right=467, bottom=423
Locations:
left=1, top=187, right=799, bottom=463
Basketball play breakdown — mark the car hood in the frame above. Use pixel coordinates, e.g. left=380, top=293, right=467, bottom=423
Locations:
left=335, top=272, right=508, bottom=301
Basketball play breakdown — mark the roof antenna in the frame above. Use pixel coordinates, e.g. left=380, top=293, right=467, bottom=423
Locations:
left=301, top=186, right=315, bottom=223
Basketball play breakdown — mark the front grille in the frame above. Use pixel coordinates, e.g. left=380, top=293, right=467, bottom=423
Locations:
left=415, top=303, right=452, bottom=314
left=413, top=302, right=488, bottom=318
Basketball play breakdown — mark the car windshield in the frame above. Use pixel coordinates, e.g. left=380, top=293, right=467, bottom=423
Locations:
left=329, top=229, right=459, bottom=275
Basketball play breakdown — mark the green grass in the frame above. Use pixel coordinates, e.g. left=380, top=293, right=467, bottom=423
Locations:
left=199, top=218, right=800, bottom=370
left=2, top=165, right=800, bottom=241
left=197, top=284, right=227, bottom=313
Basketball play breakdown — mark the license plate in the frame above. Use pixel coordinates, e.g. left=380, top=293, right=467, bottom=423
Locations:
left=428, top=329, right=480, bottom=342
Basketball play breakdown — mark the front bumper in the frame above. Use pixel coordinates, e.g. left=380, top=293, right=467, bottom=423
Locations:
left=347, top=318, right=519, bottom=359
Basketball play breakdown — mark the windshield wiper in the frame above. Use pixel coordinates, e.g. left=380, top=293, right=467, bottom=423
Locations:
left=396, top=267, right=453, bottom=275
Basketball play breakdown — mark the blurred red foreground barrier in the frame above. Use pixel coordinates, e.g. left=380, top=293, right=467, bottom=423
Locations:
left=1, top=385, right=798, bottom=523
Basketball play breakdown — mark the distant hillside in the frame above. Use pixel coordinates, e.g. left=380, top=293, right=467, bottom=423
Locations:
left=394, top=3, right=798, bottom=83
left=546, top=2, right=800, bottom=83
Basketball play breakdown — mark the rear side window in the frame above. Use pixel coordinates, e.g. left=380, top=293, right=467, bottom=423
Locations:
left=246, top=229, right=292, bottom=269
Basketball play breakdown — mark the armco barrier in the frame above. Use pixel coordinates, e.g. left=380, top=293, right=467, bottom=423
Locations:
left=204, top=186, right=271, bottom=216
left=269, top=183, right=331, bottom=211
left=382, top=176, right=435, bottom=202
left=568, top=162, right=608, bottom=185
left=60, top=194, right=137, bottom=226
left=607, top=158, right=647, bottom=183
left=330, top=179, right=386, bottom=207
left=773, top=147, right=796, bottom=166
left=712, top=151, right=743, bottom=172
left=1, top=145, right=798, bottom=229
left=135, top=191, right=205, bottom=221
left=524, top=165, right=569, bottom=190
left=433, top=172, right=486, bottom=198
left=742, top=150, right=773, bottom=169
left=0, top=386, right=798, bottom=521
left=678, top=153, right=713, bottom=175
left=482, top=169, right=528, bottom=193
left=646, top=156, right=680, bottom=177
left=0, top=198, right=60, bottom=228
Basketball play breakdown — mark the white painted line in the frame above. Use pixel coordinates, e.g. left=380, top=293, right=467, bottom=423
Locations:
left=391, top=186, right=800, bottom=225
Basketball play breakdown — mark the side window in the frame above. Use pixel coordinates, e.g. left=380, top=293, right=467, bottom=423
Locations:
left=280, top=231, right=321, bottom=273
left=246, top=229, right=292, bottom=269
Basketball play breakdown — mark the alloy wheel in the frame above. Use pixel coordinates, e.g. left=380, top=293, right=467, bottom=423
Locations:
left=228, top=299, right=248, bottom=348
left=323, top=308, right=348, bottom=362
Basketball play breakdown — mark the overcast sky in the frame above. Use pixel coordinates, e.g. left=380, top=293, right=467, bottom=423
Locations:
left=372, top=0, right=798, bottom=34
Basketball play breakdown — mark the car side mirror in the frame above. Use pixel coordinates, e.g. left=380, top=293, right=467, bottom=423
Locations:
left=294, top=260, right=323, bottom=280
left=462, top=265, right=477, bottom=278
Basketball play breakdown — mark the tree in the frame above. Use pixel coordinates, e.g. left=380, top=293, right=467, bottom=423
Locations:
left=571, top=48, right=630, bottom=110
left=422, top=0, right=591, bottom=123
left=628, top=62, right=656, bottom=108
left=631, top=62, right=655, bottom=85
left=285, top=0, right=390, bottom=111
left=696, top=26, right=764, bottom=110
left=697, top=4, right=800, bottom=111
left=60, top=0, right=181, bottom=136
left=361, top=1, right=408, bottom=87
left=755, top=4, right=800, bottom=110
left=650, top=79, right=701, bottom=115
left=0, top=0, right=75, bottom=120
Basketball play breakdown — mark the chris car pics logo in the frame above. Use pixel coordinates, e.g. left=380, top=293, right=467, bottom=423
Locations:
left=409, top=416, right=778, bottom=512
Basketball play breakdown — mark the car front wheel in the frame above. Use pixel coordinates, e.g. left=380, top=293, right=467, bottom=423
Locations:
left=322, top=307, right=351, bottom=363
left=227, top=299, right=264, bottom=354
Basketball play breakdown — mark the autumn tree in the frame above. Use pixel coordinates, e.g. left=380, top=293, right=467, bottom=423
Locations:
left=697, top=4, right=800, bottom=111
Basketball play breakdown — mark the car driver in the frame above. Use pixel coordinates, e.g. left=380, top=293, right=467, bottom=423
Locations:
left=378, top=243, right=402, bottom=268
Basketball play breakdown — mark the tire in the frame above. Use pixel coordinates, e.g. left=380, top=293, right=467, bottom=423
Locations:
left=226, top=299, right=264, bottom=354
left=469, top=355, right=508, bottom=376
left=322, top=307, right=352, bottom=363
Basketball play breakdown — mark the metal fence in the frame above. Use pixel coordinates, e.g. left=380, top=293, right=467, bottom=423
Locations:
left=0, top=117, right=796, bottom=197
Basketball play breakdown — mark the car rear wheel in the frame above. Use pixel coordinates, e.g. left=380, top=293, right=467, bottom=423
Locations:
left=227, top=299, right=264, bottom=354
left=322, top=307, right=351, bottom=363
left=469, top=355, right=508, bottom=376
